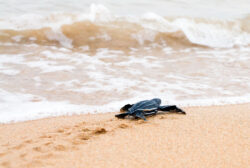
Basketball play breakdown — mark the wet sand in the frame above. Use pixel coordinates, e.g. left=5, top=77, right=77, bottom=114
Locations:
left=0, top=104, right=249, bottom=168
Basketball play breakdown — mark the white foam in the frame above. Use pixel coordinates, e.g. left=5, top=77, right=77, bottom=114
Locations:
left=2, top=88, right=249, bottom=124
left=26, top=60, right=75, bottom=73
left=140, top=12, right=178, bottom=33
left=11, top=35, right=23, bottom=42
left=0, top=69, right=20, bottom=75
left=29, top=37, right=37, bottom=41
left=176, top=95, right=250, bottom=107
left=41, top=50, right=70, bottom=59
left=87, top=4, right=114, bottom=22
left=54, top=80, right=80, bottom=88
left=131, top=29, right=156, bottom=45
left=80, top=46, right=90, bottom=51
left=45, top=29, right=73, bottom=48
left=0, top=54, right=24, bottom=66
left=0, top=89, right=143, bottom=123
left=0, top=54, right=25, bottom=76
left=139, top=13, right=250, bottom=48
left=115, top=56, right=162, bottom=68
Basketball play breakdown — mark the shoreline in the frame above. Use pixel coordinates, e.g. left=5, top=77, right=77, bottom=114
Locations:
left=1, top=102, right=250, bottom=125
left=0, top=103, right=249, bottom=168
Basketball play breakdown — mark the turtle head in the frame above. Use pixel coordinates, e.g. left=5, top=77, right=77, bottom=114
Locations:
left=120, top=104, right=133, bottom=112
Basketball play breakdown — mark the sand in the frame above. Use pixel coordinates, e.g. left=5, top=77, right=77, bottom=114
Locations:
left=0, top=104, right=249, bottom=168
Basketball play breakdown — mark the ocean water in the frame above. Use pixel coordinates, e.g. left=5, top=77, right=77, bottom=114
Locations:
left=0, top=0, right=250, bottom=123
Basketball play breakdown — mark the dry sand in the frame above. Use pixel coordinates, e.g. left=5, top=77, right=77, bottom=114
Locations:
left=0, top=104, right=249, bottom=168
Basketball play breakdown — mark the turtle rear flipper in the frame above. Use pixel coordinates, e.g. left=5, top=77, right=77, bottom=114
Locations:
left=175, top=107, right=186, bottom=114
left=159, top=105, right=186, bottom=114
left=115, top=112, right=129, bottom=119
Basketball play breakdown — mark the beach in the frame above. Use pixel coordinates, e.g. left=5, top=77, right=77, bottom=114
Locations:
left=0, top=104, right=249, bottom=168
left=0, top=1, right=250, bottom=167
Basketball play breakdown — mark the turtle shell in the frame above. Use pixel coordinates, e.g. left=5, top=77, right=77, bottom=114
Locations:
left=128, top=98, right=161, bottom=114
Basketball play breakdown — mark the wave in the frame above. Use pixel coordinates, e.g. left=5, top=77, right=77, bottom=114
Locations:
left=0, top=4, right=250, bottom=49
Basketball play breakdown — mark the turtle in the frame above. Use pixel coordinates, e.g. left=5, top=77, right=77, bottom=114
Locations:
left=115, top=98, right=186, bottom=121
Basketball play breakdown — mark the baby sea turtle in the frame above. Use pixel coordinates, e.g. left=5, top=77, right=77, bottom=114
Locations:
left=115, top=98, right=185, bottom=121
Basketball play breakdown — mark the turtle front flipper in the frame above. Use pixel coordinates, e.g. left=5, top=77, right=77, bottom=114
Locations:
left=135, top=111, right=147, bottom=121
left=115, top=112, right=129, bottom=119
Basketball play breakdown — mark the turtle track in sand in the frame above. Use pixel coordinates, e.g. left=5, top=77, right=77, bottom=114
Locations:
left=0, top=112, right=185, bottom=168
